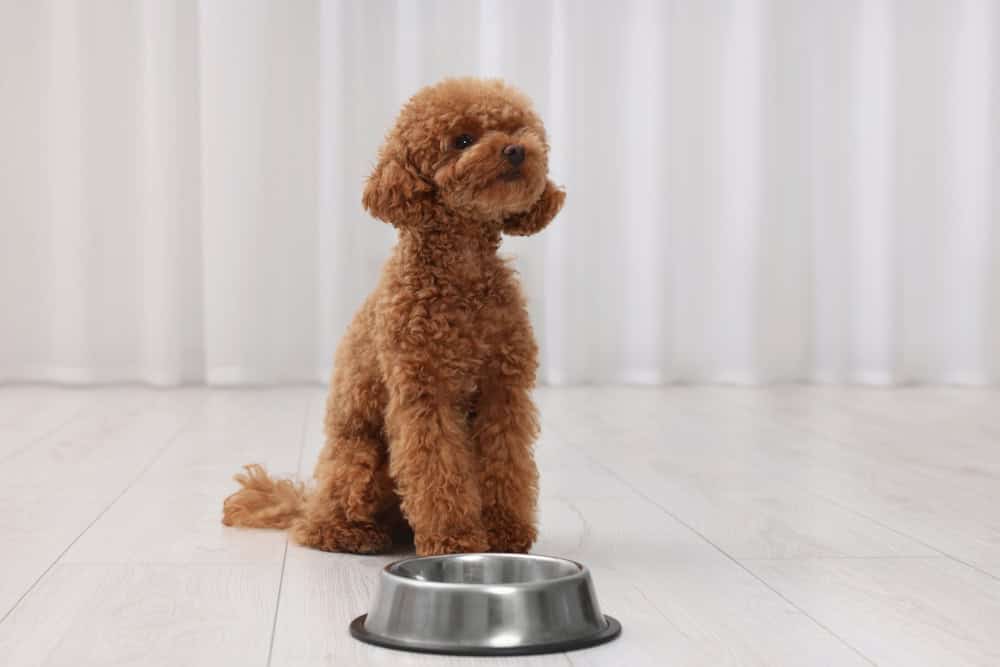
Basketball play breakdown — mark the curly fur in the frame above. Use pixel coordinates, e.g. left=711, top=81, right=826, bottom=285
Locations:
left=222, top=78, right=565, bottom=556
left=222, top=464, right=307, bottom=529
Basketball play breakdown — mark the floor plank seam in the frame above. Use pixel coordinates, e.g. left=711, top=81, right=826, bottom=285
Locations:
left=579, top=454, right=878, bottom=667
left=50, top=561, right=284, bottom=567
left=649, top=398, right=1000, bottom=584
left=0, top=407, right=199, bottom=626
left=630, top=582, right=693, bottom=638
left=0, top=400, right=92, bottom=464
left=737, top=555, right=948, bottom=561
left=807, top=489, right=1000, bottom=584
left=265, top=395, right=313, bottom=667
left=265, top=540, right=290, bottom=667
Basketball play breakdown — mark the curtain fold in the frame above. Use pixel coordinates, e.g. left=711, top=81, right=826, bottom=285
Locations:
left=1, top=0, right=997, bottom=386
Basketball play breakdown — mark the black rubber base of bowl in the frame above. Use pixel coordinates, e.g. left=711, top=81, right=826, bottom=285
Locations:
left=350, top=614, right=621, bottom=656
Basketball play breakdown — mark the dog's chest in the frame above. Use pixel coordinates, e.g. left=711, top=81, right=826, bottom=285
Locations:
left=381, top=264, right=514, bottom=363
left=424, top=270, right=507, bottom=346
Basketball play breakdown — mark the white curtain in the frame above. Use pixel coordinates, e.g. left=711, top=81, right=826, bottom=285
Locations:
left=1, top=0, right=998, bottom=386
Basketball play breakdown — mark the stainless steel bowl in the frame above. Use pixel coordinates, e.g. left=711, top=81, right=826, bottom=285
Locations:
left=350, top=553, right=621, bottom=656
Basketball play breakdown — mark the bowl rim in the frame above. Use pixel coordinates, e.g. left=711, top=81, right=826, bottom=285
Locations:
left=381, top=552, right=590, bottom=590
left=350, top=613, right=622, bottom=656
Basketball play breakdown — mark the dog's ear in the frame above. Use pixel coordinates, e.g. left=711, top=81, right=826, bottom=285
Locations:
left=502, top=180, right=566, bottom=236
left=362, top=153, right=434, bottom=227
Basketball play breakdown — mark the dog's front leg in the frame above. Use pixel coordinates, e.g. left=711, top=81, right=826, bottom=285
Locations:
left=473, top=380, right=540, bottom=553
left=386, top=390, right=489, bottom=555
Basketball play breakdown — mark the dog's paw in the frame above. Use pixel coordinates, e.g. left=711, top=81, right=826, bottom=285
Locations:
left=415, top=528, right=490, bottom=556
left=291, top=519, right=393, bottom=554
left=483, top=507, right=537, bottom=553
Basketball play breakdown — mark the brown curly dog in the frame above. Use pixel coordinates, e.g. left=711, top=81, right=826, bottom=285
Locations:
left=222, top=78, right=565, bottom=556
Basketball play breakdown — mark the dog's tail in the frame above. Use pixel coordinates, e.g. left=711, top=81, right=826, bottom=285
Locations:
left=222, top=464, right=308, bottom=530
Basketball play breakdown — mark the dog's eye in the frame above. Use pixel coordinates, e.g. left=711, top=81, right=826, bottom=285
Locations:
left=453, top=134, right=475, bottom=150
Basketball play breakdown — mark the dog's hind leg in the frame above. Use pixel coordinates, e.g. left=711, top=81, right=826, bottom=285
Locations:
left=290, top=366, right=399, bottom=554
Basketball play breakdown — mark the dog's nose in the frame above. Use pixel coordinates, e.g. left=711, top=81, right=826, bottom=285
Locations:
left=502, top=144, right=526, bottom=167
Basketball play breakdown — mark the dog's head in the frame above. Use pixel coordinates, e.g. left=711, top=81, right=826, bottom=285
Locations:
left=363, top=78, right=565, bottom=236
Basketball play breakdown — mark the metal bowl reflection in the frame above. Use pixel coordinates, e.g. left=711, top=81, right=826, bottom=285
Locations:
left=350, top=553, right=621, bottom=656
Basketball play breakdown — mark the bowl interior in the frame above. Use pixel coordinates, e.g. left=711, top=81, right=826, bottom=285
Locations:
left=388, top=554, right=581, bottom=585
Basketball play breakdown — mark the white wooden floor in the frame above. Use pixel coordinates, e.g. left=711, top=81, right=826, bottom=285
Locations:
left=1, top=386, right=999, bottom=666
